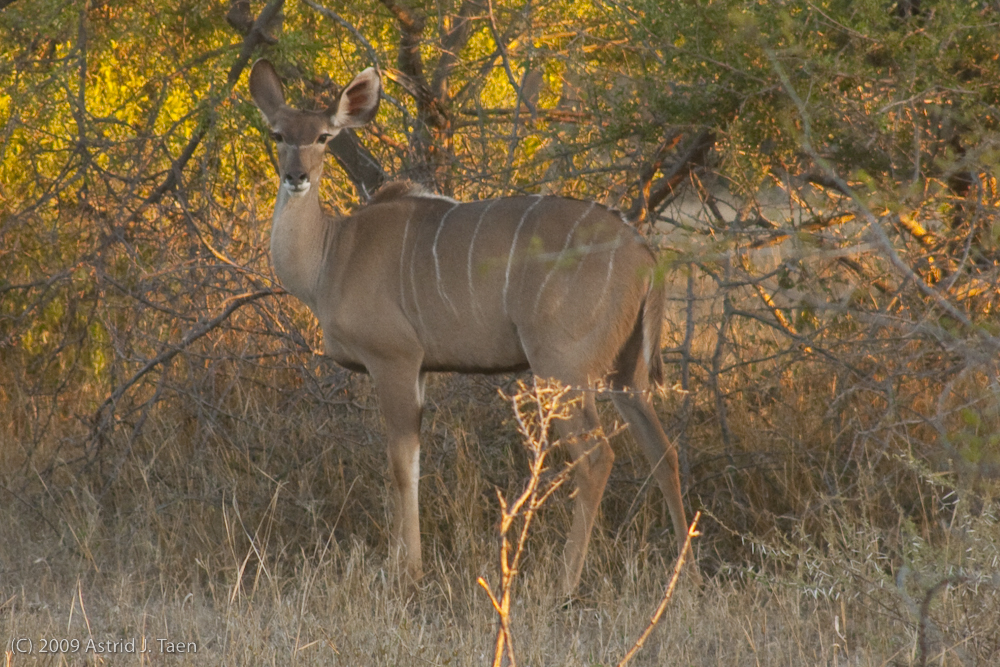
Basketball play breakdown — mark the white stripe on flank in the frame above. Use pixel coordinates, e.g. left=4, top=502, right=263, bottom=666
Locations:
left=409, top=219, right=431, bottom=343
left=467, top=199, right=498, bottom=325
left=503, top=196, right=543, bottom=316
left=532, top=201, right=595, bottom=314
left=315, top=213, right=337, bottom=300
left=432, top=203, right=461, bottom=315
left=399, top=208, right=415, bottom=313
left=590, top=228, right=621, bottom=321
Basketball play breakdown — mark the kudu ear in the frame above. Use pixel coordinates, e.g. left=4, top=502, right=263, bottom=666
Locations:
left=330, top=67, right=381, bottom=129
left=249, top=59, right=286, bottom=123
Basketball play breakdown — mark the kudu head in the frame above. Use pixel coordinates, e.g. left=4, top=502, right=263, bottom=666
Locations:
left=249, top=59, right=381, bottom=196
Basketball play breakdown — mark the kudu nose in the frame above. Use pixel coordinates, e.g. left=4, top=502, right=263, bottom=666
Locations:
left=284, top=172, right=309, bottom=189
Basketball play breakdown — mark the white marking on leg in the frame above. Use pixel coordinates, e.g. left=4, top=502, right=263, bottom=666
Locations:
left=432, top=203, right=461, bottom=316
left=503, top=196, right=543, bottom=316
left=407, top=444, right=420, bottom=511
left=533, top=201, right=595, bottom=314
left=415, top=374, right=426, bottom=406
left=467, top=199, right=498, bottom=326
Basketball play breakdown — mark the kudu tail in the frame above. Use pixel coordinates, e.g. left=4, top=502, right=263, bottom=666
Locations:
left=642, top=277, right=666, bottom=390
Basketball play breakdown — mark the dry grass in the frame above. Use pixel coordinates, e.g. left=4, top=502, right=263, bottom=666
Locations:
left=3, top=502, right=997, bottom=666
left=2, top=357, right=998, bottom=666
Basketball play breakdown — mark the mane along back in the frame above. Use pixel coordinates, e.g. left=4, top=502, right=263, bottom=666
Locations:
left=368, top=180, right=428, bottom=205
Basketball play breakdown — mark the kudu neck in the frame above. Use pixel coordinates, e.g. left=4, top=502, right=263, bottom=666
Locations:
left=270, top=182, right=331, bottom=311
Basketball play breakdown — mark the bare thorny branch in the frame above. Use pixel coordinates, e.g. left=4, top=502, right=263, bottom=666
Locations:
left=88, top=289, right=279, bottom=451
left=479, top=379, right=701, bottom=667
left=478, top=379, right=577, bottom=667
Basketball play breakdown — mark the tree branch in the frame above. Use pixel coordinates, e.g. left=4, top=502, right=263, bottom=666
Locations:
left=329, top=129, right=386, bottom=199
left=379, top=0, right=455, bottom=185
left=624, top=132, right=682, bottom=223
left=626, top=129, right=714, bottom=224
left=90, top=289, right=280, bottom=445
left=127, top=0, right=285, bottom=225
left=227, top=0, right=285, bottom=85
left=380, top=0, right=435, bottom=119
left=430, top=0, right=478, bottom=102
left=301, top=0, right=380, bottom=68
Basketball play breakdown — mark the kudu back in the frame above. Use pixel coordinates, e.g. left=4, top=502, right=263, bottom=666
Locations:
left=249, top=59, right=694, bottom=594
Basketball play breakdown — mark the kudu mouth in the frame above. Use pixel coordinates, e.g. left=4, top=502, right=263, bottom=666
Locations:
left=283, top=180, right=311, bottom=195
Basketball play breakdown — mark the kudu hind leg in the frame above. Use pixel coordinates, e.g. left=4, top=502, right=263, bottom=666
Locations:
left=556, top=391, right=614, bottom=595
left=610, top=392, right=693, bottom=563
left=370, top=365, right=425, bottom=587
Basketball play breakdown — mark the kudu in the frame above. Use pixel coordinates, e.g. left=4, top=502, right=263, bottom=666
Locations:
left=249, top=59, right=694, bottom=594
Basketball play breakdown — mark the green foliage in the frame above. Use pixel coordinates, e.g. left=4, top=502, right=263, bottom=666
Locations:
left=618, top=0, right=1000, bottom=194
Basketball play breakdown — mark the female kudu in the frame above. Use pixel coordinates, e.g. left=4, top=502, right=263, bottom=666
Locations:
left=249, top=59, right=694, bottom=594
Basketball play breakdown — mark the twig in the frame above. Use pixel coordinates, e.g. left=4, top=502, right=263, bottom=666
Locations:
left=616, top=512, right=701, bottom=667
left=478, top=379, right=578, bottom=667
left=485, top=0, right=522, bottom=93
left=677, top=265, right=696, bottom=483
left=711, top=291, right=735, bottom=461
left=484, top=0, right=534, bottom=182
left=918, top=576, right=967, bottom=667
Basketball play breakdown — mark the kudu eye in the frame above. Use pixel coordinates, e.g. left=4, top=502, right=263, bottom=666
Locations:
left=317, top=133, right=333, bottom=144
left=270, top=131, right=284, bottom=143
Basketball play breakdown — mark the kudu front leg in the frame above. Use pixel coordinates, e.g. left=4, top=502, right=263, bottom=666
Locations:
left=370, top=365, right=425, bottom=588
left=557, top=392, right=614, bottom=596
